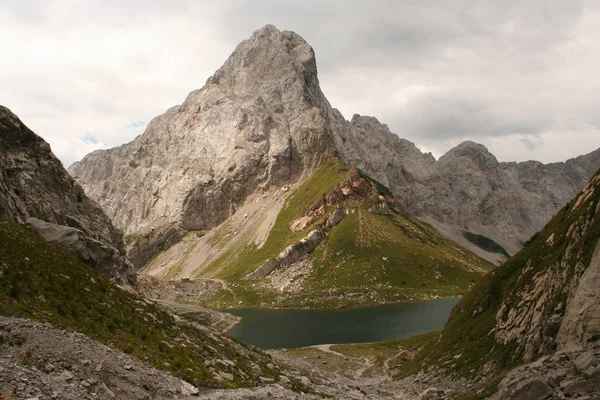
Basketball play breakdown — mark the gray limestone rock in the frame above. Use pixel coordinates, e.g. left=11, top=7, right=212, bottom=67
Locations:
left=334, top=117, right=600, bottom=259
left=69, top=25, right=337, bottom=267
left=69, top=26, right=600, bottom=270
left=556, top=237, right=600, bottom=350
left=0, top=106, right=135, bottom=287
left=244, top=229, right=324, bottom=280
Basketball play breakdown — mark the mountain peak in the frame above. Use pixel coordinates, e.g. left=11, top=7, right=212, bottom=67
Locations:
left=438, top=140, right=497, bottom=169
left=448, top=140, right=491, bottom=155
left=203, top=24, right=317, bottom=94
left=251, top=24, right=281, bottom=37
left=70, top=25, right=336, bottom=266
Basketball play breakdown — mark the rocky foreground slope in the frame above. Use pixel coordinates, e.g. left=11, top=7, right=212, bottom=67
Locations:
left=70, top=25, right=600, bottom=267
left=0, top=215, right=323, bottom=398
left=0, top=105, right=135, bottom=286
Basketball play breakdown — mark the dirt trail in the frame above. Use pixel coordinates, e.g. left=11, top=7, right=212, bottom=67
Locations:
left=312, top=344, right=376, bottom=380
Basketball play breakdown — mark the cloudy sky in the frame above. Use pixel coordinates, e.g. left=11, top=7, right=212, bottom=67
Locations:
left=2, top=1, right=600, bottom=167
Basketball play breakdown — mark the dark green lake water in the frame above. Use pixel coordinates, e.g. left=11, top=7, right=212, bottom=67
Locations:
left=224, top=297, right=460, bottom=349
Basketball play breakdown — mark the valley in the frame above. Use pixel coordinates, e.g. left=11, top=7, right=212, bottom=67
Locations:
left=1, top=22, right=600, bottom=400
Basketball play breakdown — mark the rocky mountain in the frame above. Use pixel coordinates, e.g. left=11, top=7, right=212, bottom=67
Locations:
left=70, top=25, right=600, bottom=269
left=69, top=25, right=338, bottom=268
left=0, top=105, right=135, bottom=287
left=415, top=167, right=600, bottom=398
left=334, top=115, right=600, bottom=261
left=139, top=158, right=492, bottom=309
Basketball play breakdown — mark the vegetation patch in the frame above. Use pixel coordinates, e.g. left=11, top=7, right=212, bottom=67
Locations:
left=199, top=157, right=353, bottom=281
left=195, top=158, right=494, bottom=308
left=0, top=215, right=301, bottom=390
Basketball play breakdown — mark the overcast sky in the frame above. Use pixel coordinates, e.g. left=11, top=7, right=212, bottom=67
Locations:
left=2, top=1, right=600, bottom=167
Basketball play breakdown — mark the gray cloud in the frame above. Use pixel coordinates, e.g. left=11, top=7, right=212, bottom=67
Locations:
left=2, top=0, right=600, bottom=165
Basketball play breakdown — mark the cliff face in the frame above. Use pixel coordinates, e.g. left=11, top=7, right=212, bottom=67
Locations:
left=336, top=116, right=600, bottom=258
left=420, top=168, right=600, bottom=386
left=69, top=25, right=600, bottom=268
left=0, top=106, right=135, bottom=287
left=69, top=25, right=340, bottom=266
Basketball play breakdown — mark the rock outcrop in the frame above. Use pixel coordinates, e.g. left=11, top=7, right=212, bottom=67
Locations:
left=492, top=172, right=600, bottom=361
left=0, top=106, right=135, bottom=286
left=556, top=237, right=600, bottom=348
left=420, top=168, right=600, bottom=396
left=69, top=25, right=600, bottom=268
left=244, top=229, right=324, bottom=280
left=491, top=343, right=600, bottom=400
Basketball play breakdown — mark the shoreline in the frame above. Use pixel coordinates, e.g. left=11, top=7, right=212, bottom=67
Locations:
left=218, top=295, right=462, bottom=313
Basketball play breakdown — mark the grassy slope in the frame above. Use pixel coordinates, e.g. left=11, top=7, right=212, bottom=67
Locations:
left=198, top=157, right=353, bottom=281
left=200, top=158, right=493, bottom=308
left=298, top=211, right=487, bottom=307
left=0, top=215, right=300, bottom=390
left=279, top=331, right=438, bottom=380
left=405, top=170, right=600, bottom=396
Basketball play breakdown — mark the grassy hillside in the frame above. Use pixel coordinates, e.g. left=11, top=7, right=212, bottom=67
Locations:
left=0, top=215, right=306, bottom=391
left=295, top=211, right=488, bottom=308
left=187, top=158, right=494, bottom=308
left=405, top=170, right=600, bottom=396
left=196, top=157, right=354, bottom=281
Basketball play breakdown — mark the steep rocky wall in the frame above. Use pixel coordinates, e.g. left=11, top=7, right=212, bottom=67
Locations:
left=0, top=106, right=135, bottom=287
left=493, top=172, right=600, bottom=360
left=423, top=168, right=600, bottom=382
left=556, top=238, right=600, bottom=349
left=69, top=25, right=336, bottom=240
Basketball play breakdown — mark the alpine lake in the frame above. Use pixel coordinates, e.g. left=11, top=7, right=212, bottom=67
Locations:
left=224, top=297, right=460, bottom=349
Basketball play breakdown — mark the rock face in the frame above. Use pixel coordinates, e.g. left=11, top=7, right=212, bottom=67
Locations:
left=423, top=168, right=600, bottom=396
left=492, top=172, right=600, bottom=361
left=0, top=106, right=135, bottom=286
left=556, top=186, right=600, bottom=349
left=335, top=116, right=600, bottom=256
left=69, top=25, right=337, bottom=267
left=244, top=229, right=324, bottom=280
left=491, top=342, right=600, bottom=399
left=69, top=25, right=600, bottom=268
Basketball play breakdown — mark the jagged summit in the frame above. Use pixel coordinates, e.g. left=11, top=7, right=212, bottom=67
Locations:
left=206, top=24, right=319, bottom=92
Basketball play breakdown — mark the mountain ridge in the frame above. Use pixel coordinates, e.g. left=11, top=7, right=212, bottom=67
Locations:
left=407, top=166, right=600, bottom=398
left=69, top=24, right=600, bottom=268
